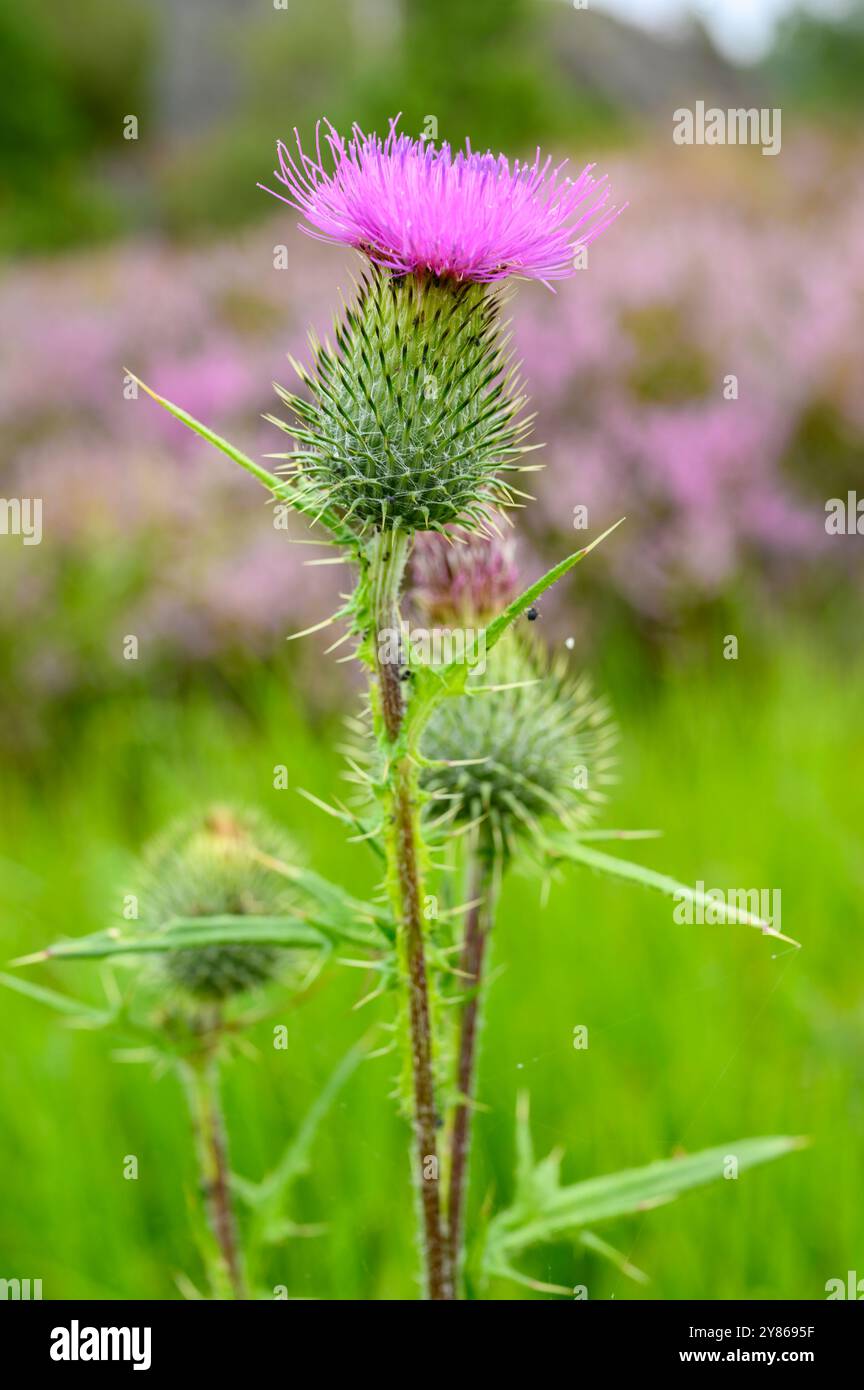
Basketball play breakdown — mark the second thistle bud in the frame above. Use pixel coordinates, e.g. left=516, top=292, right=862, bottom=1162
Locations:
left=136, top=806, right=300, bottom=1003
left=408, top=530, right=616, bottom=857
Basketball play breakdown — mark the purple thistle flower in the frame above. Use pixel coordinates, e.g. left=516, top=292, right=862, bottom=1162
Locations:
left=409, top=527, right=520, bottom=623
left=259, top=117, right=623, bottom=285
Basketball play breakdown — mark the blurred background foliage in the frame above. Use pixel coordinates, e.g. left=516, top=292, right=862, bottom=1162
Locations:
left=0, top=0, right=862, bottom=1299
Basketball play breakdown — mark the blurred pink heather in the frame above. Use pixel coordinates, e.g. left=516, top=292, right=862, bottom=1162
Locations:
left=259, top=118, right=623, bottom=283
left=409, top=528, right=520, bottom=624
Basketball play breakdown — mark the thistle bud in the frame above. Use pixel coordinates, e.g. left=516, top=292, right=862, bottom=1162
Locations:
left=274, top=270, right=531, bottom=535
left=137, top=806, right=298, bottom=1002
left=421, top=638, right=616, bottom=858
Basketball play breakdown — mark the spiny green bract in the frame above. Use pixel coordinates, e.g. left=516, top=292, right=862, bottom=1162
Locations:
left=420, top=637, right=617, bottom=858
left=137, top=806, right=299, bottom=1002
left=269, top=269, right=533, bottom=534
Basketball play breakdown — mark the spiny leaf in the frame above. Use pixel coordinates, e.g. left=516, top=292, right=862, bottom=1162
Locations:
left=405, top=522, right=626, bottom=741
left=498, top=1136, right=807, bottom=1250
left=245, top=851, right=393, bottom=944
left=296, top=790, right=386, bottom=863
left=543, top=835, right=800, bottom=946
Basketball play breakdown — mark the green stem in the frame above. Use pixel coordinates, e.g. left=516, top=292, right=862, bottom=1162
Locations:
left=447, top=851, right=497, bottom=1289
left=368, top=528, right=454, bottom=1301
left=182, top=1027, right=247, bottom=1301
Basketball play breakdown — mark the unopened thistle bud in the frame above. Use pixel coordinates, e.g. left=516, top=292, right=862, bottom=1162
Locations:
left=409, top=526, right=520, bottom=626
left=410, top=531, right=617, bottom=856
left=137, top=806, right=299, bottom=1002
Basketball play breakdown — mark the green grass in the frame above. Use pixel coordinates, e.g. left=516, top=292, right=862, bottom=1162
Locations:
left=0, top=637, right=860, bottom=1300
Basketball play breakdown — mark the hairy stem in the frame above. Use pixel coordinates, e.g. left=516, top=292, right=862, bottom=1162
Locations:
left=369, top=529, right=453, bottom=1301
left=182, top=1030, right=247, bottom=1301
left=447, top=853, right=496, bottom=1286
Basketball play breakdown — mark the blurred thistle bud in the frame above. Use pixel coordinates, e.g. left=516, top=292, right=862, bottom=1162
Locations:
left=272, top=269, right=532, bottom=535
left=421, top=638, right=617, bottom=860
left=136, top=806, right=299, bottom=1003
left=408, top=527, right=520, bottom=625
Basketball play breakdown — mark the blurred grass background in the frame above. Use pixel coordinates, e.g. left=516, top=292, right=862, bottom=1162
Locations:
left=1, top=0, right=863, bottom=1299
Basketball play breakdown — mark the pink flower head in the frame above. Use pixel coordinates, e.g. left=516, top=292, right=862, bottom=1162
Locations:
left=259, top=117, right=623, bottom=285
left=409, top=527, right=520, bottom=624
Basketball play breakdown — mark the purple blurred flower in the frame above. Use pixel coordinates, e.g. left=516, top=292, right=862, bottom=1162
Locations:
left=259, top=118, right=622, bottom=284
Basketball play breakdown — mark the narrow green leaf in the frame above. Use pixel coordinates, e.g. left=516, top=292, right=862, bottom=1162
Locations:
left=14, top=915, right=327, bottom=964
left=240, top=1036, right=371, bottom=1213
left=579, top=1230, right=650, bottom=1285
left=544, top=836, right=800, bottom=946
left=495, top=1135, right=806, bottom=1256
left=484, top=1103, right=806, bottom=1291
left=294, top=866, right=394, bottom=943
left=0, top=971, right=113, bottom=1024
left=247, top=852, right=393, bottom=945
left=128, top=374, right=356, bottom=546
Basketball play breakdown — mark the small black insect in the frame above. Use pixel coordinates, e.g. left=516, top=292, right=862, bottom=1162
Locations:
left=399, top=668, right=412, bottom=682
left=526, top=606, right=540, bottom=622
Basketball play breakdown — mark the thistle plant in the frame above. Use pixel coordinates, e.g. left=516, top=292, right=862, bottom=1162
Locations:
left=57, top=115, right=802, bottom=1299
left=5, top=803, right=388, bottom=1298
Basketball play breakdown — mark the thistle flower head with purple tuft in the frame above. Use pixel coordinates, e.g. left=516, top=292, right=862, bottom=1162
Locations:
left=264, top=122, right=624, bottom=537
left=260, top=117, right=623, bottom=286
